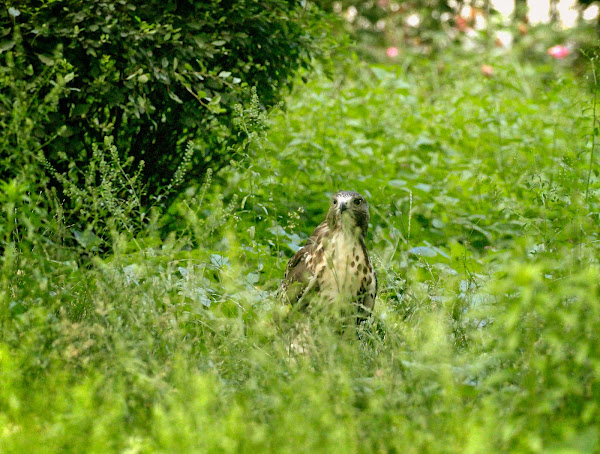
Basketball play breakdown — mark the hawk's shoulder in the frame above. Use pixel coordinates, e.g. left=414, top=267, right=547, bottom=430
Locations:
left=280, top=220, right=330, bottom=304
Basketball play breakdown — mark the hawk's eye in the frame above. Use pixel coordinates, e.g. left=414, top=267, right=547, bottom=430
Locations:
left=333, top=199, right=338, bottom=205
left=354, top=199, right=363, bottom=206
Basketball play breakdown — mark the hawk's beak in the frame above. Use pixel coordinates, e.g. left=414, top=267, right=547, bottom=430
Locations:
left=340, top=202, right=348, bottom=213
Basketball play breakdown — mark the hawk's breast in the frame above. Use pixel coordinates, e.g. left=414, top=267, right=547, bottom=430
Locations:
left=313, top=230, right=372, bottom=302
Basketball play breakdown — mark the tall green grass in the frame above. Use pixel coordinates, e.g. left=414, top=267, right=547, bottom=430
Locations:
left=1, top=50, right=599, bottom=452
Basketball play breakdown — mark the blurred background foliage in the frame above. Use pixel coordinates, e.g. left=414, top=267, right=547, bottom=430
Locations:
left=1, top=0, right=600, bottom=452
left=320, top=0, right=599, bottom=57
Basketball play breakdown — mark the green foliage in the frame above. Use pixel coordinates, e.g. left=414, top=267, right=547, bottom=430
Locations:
left=1, top=44, right=600, bottom=452
left=0, top=0, right=331, bottom=210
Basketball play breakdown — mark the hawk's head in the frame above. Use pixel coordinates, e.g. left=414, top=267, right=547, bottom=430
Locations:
left=327, top=191, right=370, bottom=237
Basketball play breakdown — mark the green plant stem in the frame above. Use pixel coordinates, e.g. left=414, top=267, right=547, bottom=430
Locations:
left=586, top=58, right=597, bottom=201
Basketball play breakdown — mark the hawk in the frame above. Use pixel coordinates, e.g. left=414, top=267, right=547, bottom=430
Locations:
left=280, top=191, right=377, bottom=322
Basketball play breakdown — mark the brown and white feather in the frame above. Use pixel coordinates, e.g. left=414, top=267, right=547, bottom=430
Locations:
left=280, top=191, right=377, bottom=321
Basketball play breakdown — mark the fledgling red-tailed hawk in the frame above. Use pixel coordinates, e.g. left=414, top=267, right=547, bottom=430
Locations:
left=280, top=191, right=377, bottom=322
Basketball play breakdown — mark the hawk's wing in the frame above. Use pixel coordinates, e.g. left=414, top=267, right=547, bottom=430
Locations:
left=280, top=221, right=329, bottom=305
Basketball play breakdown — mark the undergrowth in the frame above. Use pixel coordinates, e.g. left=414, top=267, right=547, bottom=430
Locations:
left=1, top=48, right=599, bottom=453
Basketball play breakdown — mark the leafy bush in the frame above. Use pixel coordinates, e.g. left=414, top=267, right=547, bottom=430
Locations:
left=0, top=0, right=331, bottom=209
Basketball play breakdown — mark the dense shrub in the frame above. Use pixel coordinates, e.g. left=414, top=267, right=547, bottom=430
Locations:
left=0, top=0, right=331, bottom=209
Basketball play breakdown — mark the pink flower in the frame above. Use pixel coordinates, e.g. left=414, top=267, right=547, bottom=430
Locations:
left=480, top=64, right=493, bottom=78
left=386, top=47, right=399, bottom=58
left=547, top=45, right=570, bottom=59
